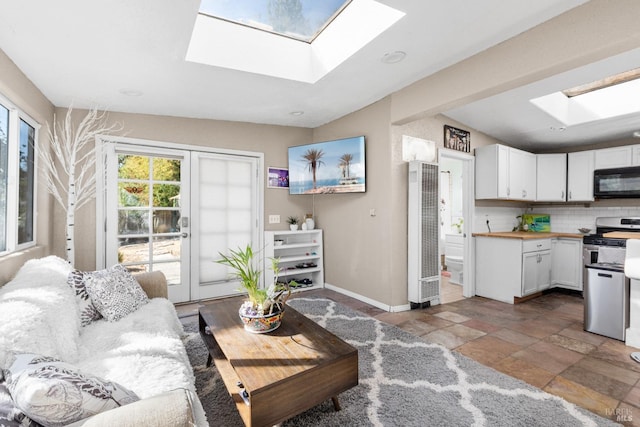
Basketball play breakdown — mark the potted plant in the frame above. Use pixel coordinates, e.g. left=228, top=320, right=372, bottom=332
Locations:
left=287, top=216, right=299, bottom=231
left=216, top=245, right=290, bottom=333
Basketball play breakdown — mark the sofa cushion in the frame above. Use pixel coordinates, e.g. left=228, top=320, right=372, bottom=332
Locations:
left=3, top=353, right=139, bottom=427
left=83, top=265, right=149, bottom=322
left=0, top=256, right=80, bottom=365
left=67, top=270, right=103, bottom=326
left=0, top=382, right=41, bottom=427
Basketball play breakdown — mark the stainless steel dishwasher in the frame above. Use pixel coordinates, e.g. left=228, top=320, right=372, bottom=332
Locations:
left=584, top=264, right=630, bottom=341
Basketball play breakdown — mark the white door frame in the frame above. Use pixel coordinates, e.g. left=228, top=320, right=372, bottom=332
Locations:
left=95, top=135, right=264, bottom=302
left=438, top=148, right=475, bottom=298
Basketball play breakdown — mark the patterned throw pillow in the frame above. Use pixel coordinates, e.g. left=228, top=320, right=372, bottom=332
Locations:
left=0, top=382, right=41, bottom=427
left=67, top=270, right=103, bottom=326
left=83, top=264, right=149, bottom=322
left=3, top=353, right=139, bottom=427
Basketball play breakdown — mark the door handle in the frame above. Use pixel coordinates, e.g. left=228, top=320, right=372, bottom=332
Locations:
left=181, top=232, right=189, bottom=238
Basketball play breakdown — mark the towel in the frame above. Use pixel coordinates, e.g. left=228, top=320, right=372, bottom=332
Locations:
left=598, top=246, right=626, bottom=265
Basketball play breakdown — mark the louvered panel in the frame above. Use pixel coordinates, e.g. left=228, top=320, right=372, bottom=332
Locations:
left=408, top=161, right=440, bottom=305
left=420, top=163, right=439, bottom=279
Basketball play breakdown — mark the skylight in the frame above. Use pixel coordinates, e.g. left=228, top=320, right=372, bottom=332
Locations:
left=531, top=68, right=640, bottom=127
left=199, top=0, right=351, bottom=43
left=187, top=0, right=406, bottom=83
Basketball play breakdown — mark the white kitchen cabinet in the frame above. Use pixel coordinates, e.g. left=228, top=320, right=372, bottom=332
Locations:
left=521, top=239, right=551, bottom=296
left=567, top=150, right=594, bottom=202
left=594, top=146, right=633, bottom=169
left=551, top=238, right=583, bottom=291
left=264, top=230, right=324, bottom=291
left=475, top=237, right=550, bottom=303
left=475, top=144, right=536, bottom=201
left=536, top=153, right=567, bottom=201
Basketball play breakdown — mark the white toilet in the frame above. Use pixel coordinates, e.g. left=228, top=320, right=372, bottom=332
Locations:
left=444, top=234, right=464, bottom=285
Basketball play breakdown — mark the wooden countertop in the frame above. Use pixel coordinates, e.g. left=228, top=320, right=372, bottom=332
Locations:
left=472, top=231, right=583, bottom=239
left=603, top=231, right=640, bottom=239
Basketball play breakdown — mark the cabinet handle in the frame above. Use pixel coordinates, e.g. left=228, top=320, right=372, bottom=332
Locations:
left=561, top=190, right=565, bottom=199
left=507, top=187, right=510, bottom=196
left=569, top=190, right=572, bottom=200
left=523, top=190, right=527, bottom=197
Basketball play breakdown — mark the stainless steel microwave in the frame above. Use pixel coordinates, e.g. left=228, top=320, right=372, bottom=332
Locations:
left=594, top=166, right=640, bottom=198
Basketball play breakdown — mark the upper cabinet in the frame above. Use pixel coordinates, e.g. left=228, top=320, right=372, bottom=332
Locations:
left=475, top=144, right=536, bottom=201
left=567, top=151, right=594, bottom=202
left=475, top=143, right=640, bottom=202
left=594, top=146, right=633, bottom=169
left=536, top=153, right=567, bottom=202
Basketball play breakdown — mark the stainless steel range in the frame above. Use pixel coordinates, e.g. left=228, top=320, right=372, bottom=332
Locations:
left=582, top=217, right=634, bottom=341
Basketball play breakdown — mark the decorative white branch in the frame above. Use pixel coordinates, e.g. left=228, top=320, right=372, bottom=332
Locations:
left=40, top=107, right=122, bottom=264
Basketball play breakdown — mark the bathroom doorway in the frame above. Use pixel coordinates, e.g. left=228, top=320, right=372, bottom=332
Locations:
left=439, top=149, right=474, bottom=303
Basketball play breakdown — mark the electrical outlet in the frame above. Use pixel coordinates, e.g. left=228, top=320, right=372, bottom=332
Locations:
left=269, top=215, right=280, bottom=224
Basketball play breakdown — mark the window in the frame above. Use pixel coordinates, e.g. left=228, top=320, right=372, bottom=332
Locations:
left=0, top=96, right=38, bottom=254
left=199, top=0, right=352, bottom=43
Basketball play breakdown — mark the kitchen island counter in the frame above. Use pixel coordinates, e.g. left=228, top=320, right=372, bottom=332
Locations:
left=472, top=231, right=583, bottom=239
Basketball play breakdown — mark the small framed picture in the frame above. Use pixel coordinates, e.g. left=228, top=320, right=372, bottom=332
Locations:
left=267, top=167, right=289, bottom=189
left=444, top=125, right=470, bottom=152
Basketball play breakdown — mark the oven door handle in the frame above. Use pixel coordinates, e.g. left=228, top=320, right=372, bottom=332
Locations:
left=597, top=272, right=613, bottom=278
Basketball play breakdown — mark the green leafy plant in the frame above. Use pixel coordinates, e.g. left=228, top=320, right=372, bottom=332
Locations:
left=216, top=245, right=290, bottom=316
left=287, top=215, right=299, bottom=225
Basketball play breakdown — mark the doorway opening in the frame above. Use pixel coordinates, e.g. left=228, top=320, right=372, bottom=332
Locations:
left=438, top=149, right=474, bottom=304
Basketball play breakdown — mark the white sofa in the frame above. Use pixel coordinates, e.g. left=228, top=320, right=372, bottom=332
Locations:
left=0, top=256, right=207, bottom=426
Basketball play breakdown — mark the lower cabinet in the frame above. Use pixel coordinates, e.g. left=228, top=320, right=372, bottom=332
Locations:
left=551, top=238, right=583, bottom=291
left=475, top=236, right=581, bottom=303
left=522, top=249, right=551, bottom=296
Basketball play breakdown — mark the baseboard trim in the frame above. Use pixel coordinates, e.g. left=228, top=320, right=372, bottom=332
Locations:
left=323, top=283, right=411, bottom=313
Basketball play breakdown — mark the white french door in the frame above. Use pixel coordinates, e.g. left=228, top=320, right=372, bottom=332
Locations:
left=190, top=152, right=260, bottom=300
left=100, top=140, right=262, bottom=303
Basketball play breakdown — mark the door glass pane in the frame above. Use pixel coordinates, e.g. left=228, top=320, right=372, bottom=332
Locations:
left=152, top=183, right=180, bottom=208
left=118, top=210, right=149, bottom=235
left=117, top=237, right=150, bottom=269
left=118, top=182, right=149, bottom=207
left=152, top=158, right=180, bottom=181
left=118, top=155, right=149, bottom=179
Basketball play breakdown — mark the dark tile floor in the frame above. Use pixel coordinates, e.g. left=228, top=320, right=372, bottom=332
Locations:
left=176, top=287, right=640, bottom=426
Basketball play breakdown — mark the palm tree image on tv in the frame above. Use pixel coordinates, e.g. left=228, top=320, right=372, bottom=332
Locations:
left=288, top=136, right=366, bottom=194
left=301, top=148, right=325, bottom=190
left=339, top=153, right=357, bottom=185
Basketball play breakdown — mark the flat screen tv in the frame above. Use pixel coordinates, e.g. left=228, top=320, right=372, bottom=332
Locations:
left=288, top=136, right=366, bottom=195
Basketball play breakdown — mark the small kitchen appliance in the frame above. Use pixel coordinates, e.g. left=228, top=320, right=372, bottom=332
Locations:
left=582, top=217, right=635, bottom=341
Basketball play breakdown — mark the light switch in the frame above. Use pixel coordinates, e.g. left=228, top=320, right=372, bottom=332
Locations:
left=269, top=215, right=280, bottom=224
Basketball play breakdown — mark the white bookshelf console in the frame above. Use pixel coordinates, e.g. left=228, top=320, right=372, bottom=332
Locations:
left=264, top=230, right=324, bottom=291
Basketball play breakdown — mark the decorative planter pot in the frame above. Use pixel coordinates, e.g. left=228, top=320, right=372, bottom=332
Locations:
left=239, top=307, right=285, bottom=333
left=290, top=224, right=298, bottom=231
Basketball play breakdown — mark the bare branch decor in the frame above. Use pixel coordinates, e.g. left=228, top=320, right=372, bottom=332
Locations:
left=40, top=107, right=122, bottom=265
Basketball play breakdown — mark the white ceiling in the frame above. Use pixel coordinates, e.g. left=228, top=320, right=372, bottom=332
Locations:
left=443, top=47, right=640, bottom=152
left=1, top=0, right=611, bottom=149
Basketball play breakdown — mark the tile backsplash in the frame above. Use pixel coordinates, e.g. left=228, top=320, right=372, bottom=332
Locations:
left=473, top=204, right=640, bottom=234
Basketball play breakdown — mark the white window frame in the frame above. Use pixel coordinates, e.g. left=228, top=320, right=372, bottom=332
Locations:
left=0, top=93, right=39, bottom=256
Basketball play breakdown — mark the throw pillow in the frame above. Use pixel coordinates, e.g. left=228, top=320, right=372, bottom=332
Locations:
left=67, top=270, right=103, bottom=326
left=3, top=353, right=139, bottom=427
left=83, top=264, right=149, bottom=322
left=0, top=382, right=42, bottom=427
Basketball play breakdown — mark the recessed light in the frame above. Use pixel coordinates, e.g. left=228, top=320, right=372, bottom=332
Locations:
left=381, top=51, right=406, bottom=64
left=290, top=111, right=304, bottom=116
left=633, top=130, right=640, bottom=138
left=119, top=89, right=143, bottom=97
left=550, top=126, right=566, bottom=132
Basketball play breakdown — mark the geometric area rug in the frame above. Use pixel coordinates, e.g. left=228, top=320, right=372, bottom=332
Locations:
left=182, top=297, right=619, bottom=427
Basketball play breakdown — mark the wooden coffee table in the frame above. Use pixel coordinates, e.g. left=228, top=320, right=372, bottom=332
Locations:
left=198, top=297, right=358, bottom=427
